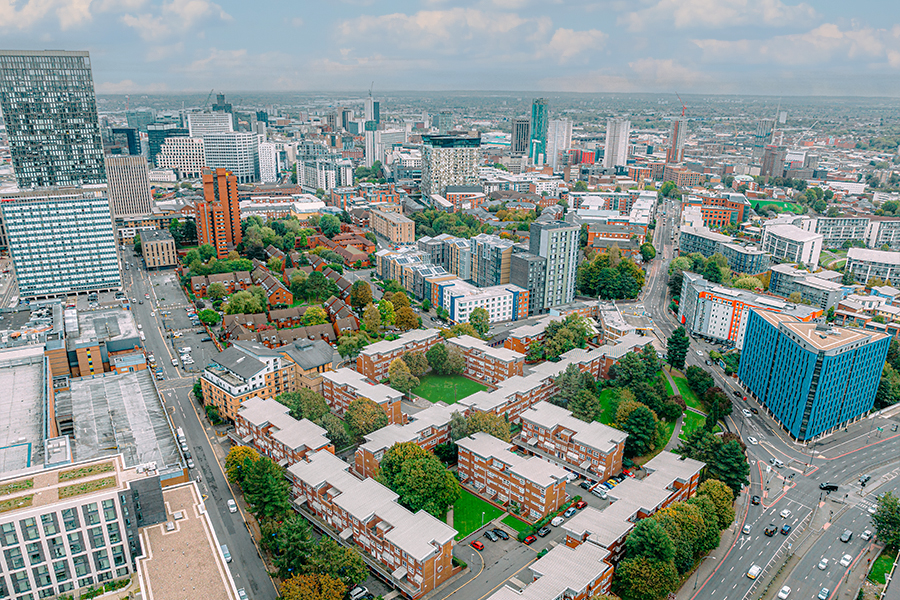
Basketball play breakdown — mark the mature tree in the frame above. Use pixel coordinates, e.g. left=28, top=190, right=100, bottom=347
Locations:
left=654, top=502, right=705, bottom=574
left=402, top=351, right=429, bottom=377
left=449, top=411, right=469, bottom=441
left=271, top=515, right=314, bottom=579
left=392, top=453, right=461, bottom=517
left=316, top=413, right=351, bottom=448
left=615, top=398, right=646, bottom=425
left=242, top=456, right=292, bottom=520
left=225, top=290, right=264, bottom=314
left=345, top=398, right=389, bottom=440
left=199, top=244, right=217, bottom=262
left=688, top=494, right=723, bottom=553
left=421, top=299, right=431, bottom=312
left=336, top=332, right=370, bottom=359
left=446, top=347, right=466, bottom=374
left=442, top=322, right=480, bottom=339
left=279, top=573, right=345, bottom=600
left=872, top=491, right=900, bottom=549
left=199, top=309, right=221, bottom=325
left=710, top=439, right=749, bottom=496
left=469, top=307, right=491, bottom=337
left=698, top=479, right=735, bottom=529
left=622, top=404, right=659, bottom=457
left=290, top=272, right=308, bottom=299
left=625, top=518, right=675, bottom=563
left=685, top=365, right=714, bottom=397
left=362, top=303, right=381, bottom=333
left=612, top=557, right=679, bottom=600
left=349, top=281, right=373, bottom=310
left=301, top=306, right=329, bottom=326
left=303, top=538, right=368, bottom=587
left=379, top=442, right=429, bottom=489
left=703, top=260, right=723, bottom=283
left=467, top=411, right=512, bottom=442
left=666, top=327, right=690, bottom=370
left=389, top=357, right=419, bottom=394
left=703, top=386, right=733, bottom=429
left=268, top=257, right=284, bottom=273
left=378, top=300, right=396, bottom=326
left=276, top=389, right=330, bottom=422
left=225, top=446, right=260, bottom=485
left=552, top=363, right=588, bottom=408
left=640, top=243, right=657, bottom=262
left=304, top=271, right=340, bottom=302
left=676, top=428, right=723, bottom=465
left=609, top=350, right=653, bottom=390
left=526, top=341, right=544, bottom=362
left=570, top=390, right=603, bottom=423
left=876, top=363, right=900, bottom=409
left=426, top=343, right=449, bottom=373
left=207, top=282, right=228, bottom=300
left=392, top=291, right=410, bottom=309
left=320, top=214, right=341, bottom=238
left=733, top=276, right=763, bottom=290
left=395, top=306, right=419, bottom=331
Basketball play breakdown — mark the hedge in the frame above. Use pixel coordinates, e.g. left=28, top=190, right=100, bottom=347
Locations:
left=515, top=496, right=581, bottom=542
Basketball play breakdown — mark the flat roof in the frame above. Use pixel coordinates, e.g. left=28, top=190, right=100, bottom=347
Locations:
left=765, top=224, right=823, bottom=243
left=59, top=370, right=180, bottom=468
left=68, top=307, right=139, bottom=347
left=237, top=397, right=330, bottom=453
left=754, top=310, right=888, bottom=352
left=848, top=247, right=900, bottom=265
left=360, top=403, right=456, bottom=454
left=135, top=483, right=239, bottom=600
left=0, top=345, right=46, bottom=473
left=458, top=432, right=569, bottom=488
left=322, top=368, right=403, bottom=405
left=360, top=329, right=441, bottom=357
left=489, top=542, right=611, bottom=600
left=519, top=402, right=627, bottom=455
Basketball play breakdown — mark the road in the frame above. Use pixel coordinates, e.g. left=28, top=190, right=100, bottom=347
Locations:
left=634, top=201, right=900, bottom=600
left=119, top=247, right=278, bottom=600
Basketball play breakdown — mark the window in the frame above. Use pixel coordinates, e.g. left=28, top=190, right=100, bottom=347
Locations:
left=18, top=520, right=37, bottom=543
left=101, top=501, right=116, bottom=522
left=82, top=504, right=100, bottom=526
left=93, top=550, right=109, bottom=573
left=10, top=572, right=29, bottom=595
left=38, top=516, right=57, bottom=538
left=106, top=524, right=120, bottom=545
left=72, top=555, right=89, bottom=577
left=52, top=560, right=69, bottom=584
left=61, top=510, right=79, bottom=532
left=4, top=548, right=24, bottom=571
left=31, top=565, right=51, bottom=588
left=1, top=525, right=17, bottom=547
left=67, top=533, right=83, bottom=556
left=25, top=544, right=43, bottom=566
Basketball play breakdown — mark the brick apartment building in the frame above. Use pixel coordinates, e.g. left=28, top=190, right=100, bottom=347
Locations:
left=445, top=335, right=524, bottom=384
left=196, top=168, right=242, bottom=259
left=288, top=451, right=457, bottom=599
left=354, top=404, right=456, bottom=479
left=457, top=432, right=569, bottom=521
left=322, top=368, right=405, bottom=424
left=356, top=329, right=441, bottom=382
left=488, top=542, right=613, bottom=600
left=371, top=209, right=415, bottom=245
left=235, top=396, right=334, bottom=463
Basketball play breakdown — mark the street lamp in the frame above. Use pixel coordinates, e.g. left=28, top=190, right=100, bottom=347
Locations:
left=481, top=512, right=485, bottom=528
left=694, top=556, right=717, bottom=590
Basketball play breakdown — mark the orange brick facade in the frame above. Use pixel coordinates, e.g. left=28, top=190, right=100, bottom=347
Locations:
left=197, top=168, right=242, bottom=259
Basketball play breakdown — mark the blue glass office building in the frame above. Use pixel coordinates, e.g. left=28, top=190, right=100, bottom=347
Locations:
left=739, top=309, right=888, bottom=440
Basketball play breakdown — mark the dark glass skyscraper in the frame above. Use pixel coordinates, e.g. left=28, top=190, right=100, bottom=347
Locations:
left=0, top=50, right=106, bottom=188
left=529, top=98, right=548, bottom=164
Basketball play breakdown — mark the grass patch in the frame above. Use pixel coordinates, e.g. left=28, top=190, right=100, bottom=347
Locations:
left=58, top=462, right=114, bottom=482
left=869, top=550, right=896, bottom=584
left=59, top=477, right=116, bottom=499
left=660, top=371, right=674, bottom=396
left=0, top=495, right=33, bottom=513
left=679, top=411, right=721, bottom=441
left=502, top=514, right=530, bottom=534
left=453, top=489, right=503, bottom=541
left=674, top=377, right=703, bottom=411
left=598, top=388, right=619, bottom=425
left=413, top=374, right=488, bottom=405
left=0, top=479, right=33, bottom=496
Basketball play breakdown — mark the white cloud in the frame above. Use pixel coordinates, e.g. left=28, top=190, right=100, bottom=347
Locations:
left=96, top=79, right=169, bottom=93
left=121, top=0, right=231, bottom=41
left=0, top=0, right=95, bottom=31
left=620, top=0, right=817, bottom=31
left=543, top=27, right=607, bottom=62
left=291, top=17, right=303, bottom=27
left=540, top=57, right=715, bottom=92
left=693, top=23, right=900, bottom=66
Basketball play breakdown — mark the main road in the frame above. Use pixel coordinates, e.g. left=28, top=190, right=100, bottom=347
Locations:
left=120, top=248, right=278, bottom=600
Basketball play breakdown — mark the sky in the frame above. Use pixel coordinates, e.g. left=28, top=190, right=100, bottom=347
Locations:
left=2, top=0, right=899, bottom=96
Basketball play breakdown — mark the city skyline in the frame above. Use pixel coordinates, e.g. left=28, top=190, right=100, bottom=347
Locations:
left=0, top=1, right=897, bottom=96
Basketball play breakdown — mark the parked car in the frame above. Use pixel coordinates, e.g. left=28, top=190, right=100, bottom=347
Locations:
left=537, top=526, right=551, bottom=537
left=471, top=540, right=484, bottom=551
left=523, top=535, right=537, bottom=545
left=484, top=530, right=498, bottom=542
left=227, top=499, right=237, bottom=513
left=492, top=529, right=509, bottom=540
left=563, top=507, right=577, bottom=518
left=349, top=586, right=368, bottom=600
left=574, top=500, right=587, bottom=509
left=551, top=516, right=565, bottom=527
left=580, top=481, right=592, bottom=490
left=186, top=458, right=194, bottom=469
left=237, top=589, right=248, bottom=600
left=592, top=488, right=608, bottom=499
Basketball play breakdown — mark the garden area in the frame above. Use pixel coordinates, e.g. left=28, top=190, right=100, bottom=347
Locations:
left=412, top=374, right=488, bottom=405
left=452, top=489, right=504, bottom=541
left=868, top=549, right=896, bottom=585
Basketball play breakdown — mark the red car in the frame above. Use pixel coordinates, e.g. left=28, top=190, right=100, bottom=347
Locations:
left=523, top=535, right=537, bottom=545
left=575, top=500, right=587, bottom=509
left=471, top=540, right=484, bottom=550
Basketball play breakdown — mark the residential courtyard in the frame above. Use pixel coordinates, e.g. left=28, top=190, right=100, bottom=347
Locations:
left=411, top=374, right=488, bottom=404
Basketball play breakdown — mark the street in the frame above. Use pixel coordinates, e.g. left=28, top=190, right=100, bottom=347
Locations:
left=119, top=247, right=278, bottom=600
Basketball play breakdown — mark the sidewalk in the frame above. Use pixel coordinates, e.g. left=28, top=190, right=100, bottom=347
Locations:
left=838, top=543, right=884, bottom=600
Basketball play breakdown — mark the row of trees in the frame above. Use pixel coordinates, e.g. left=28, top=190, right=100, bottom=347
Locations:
left=877, top=339, right=900, bottom=409
left=387, top=343, right=468, bottom=393
left=526, top=314, right=590, bottom=362
left=272, top=389, right=385, bottom=448
left=676, top=429, right=750, bottom=497
left=410, top=209, right=494, bottom=239
left=289, top=270, right=343, bottom=304
left=577, top=249, right=646, bottom=300
left=612, top=479, right=736, bottom=600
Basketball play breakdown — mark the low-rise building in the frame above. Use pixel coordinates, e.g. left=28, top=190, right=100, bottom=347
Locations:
left=235, top=396, right=333, bottom=464
left=458, top=432, right=569, bottom=521
left=768, top=264, right=844, bottom=310
left=288, top=451, right=457, bottom=599
left=515, top=402, right=627, bottom=482
left=440, top=280, right=530, bottom=325
left=277, top=338, right=334, bottom=393
left=354, top=404, right=456, bottom=478
left=356, top=329, right=441, bottom=382
left=321, top=368, right=405, bottom=424
left=446, top=335, right=525, bottom=384
left=140, top=228, right=178, bottom=269
left=761, top=224, right=823, bottom=267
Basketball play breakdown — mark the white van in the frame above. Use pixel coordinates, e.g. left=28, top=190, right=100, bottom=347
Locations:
left=221, top=545, right=231, bottom=563
left=770, top=458, right=785, bottom=469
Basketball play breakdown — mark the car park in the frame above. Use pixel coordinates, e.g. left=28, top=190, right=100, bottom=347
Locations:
left=780, top=509, right=791, bottom=519
left=349, top=586, right=368, bottom=600
left=492, top=529, right=508, bottom=540
left=523, top=535, right=537, bottom=545
left=575, top=500, right=587, bottom=509
left=841, top=530, right=853, bottom=542
left=471, top=540, right=484, bottom=550
left=765, top=524, right=777, bottom=536
left=537, top=526, right=551, bottom=537
left=564, top=507, right=577, bottom=518
left=484, top=530, right=498, bottom=542
left=592, top=488, right=608, bottom=499
left=840, top=554, right=853, bottom=567
left=580, top=481, right=592, bottom=490
left=818, top=558, right=829, bottom=570
left=551, top=516, right=565, bottom=527
left=818, top=588, right=830, bottom=600
left=777, top=586, right=791, bottom=599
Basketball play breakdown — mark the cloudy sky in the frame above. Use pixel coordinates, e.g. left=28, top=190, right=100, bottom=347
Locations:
left=2, top=0, right=898, bottom=96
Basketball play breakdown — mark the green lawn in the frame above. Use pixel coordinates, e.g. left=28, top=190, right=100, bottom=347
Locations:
left=412, top=374, right=488, bottom=405
left=674, top=377, right=703, bottom=410
left=598, top=388, right=619, bottom=425
left=660, top=371, right=675, bottom=396
left=502, top=514, right=530, bottom=533
left=453, top=490, right=504, bottom=540
left=869, top=550, right=896, bottom=584
left=679, top=410, right=721, bottom=440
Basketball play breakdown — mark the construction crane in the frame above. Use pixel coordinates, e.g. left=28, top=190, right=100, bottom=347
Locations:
left=203, top=89, right=214, bottom=110
left=676, top=93, right=686, bottom=117
left=369, top=81, right=374, bottom=97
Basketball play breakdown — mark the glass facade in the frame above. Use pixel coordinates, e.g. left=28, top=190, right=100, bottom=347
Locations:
left=0, top=51, right=105, bottom=188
